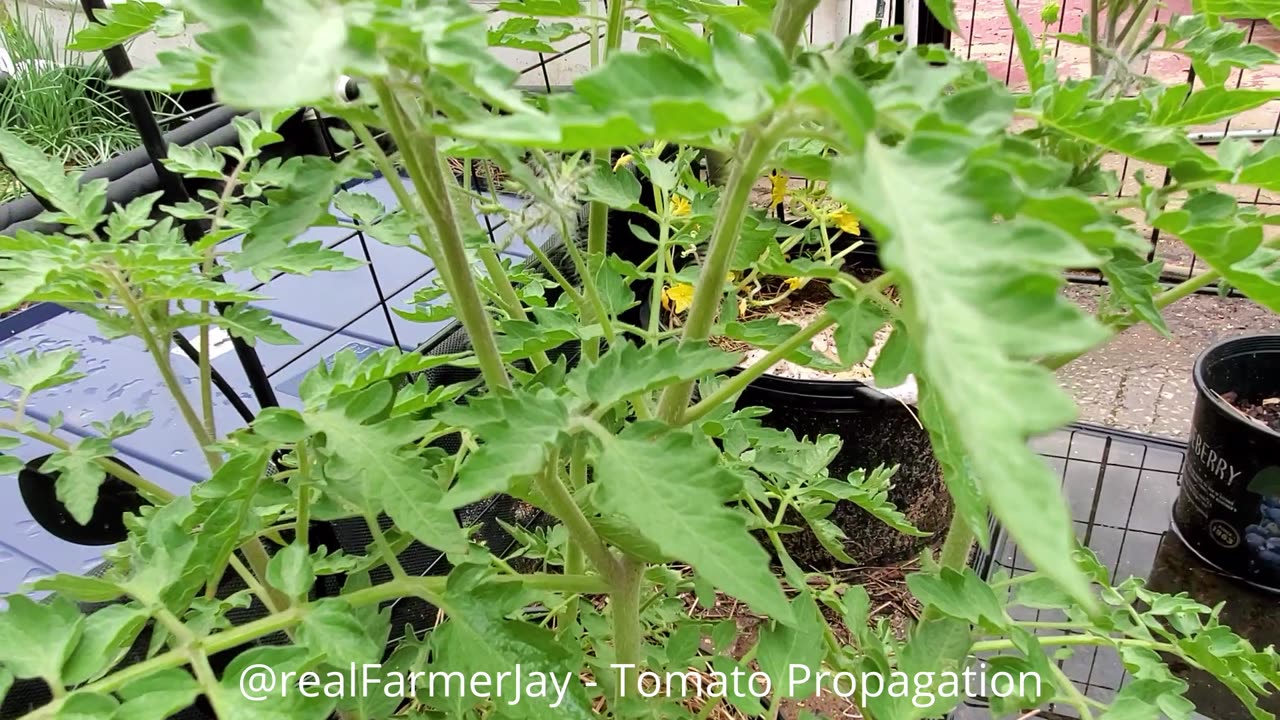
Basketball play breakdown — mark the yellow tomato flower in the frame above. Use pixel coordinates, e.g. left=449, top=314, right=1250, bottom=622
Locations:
left=832, top=208, right=861, bottom=235
left=661, top=283, right=695, bottom=313
left=613, top=153, right=634, bottom=171
left=670, top=195, right=691, bottom=217
left=769, top=172, right=787, bottom=209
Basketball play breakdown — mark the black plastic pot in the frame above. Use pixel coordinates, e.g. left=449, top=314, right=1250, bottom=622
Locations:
left=727, top=238, right=951, bottom=566
left=1173, top=334, right=1280, bottom=592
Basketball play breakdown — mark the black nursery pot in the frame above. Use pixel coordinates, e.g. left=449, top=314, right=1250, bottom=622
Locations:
left=1173, top=334, right=1280, bottom=592
left=730, top=237, right=952, bottom=568
left=732, top=366, right=953, bottom=568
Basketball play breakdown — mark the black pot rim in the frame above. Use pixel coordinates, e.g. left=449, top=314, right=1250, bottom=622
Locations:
left=727, top=364, right=905, bottom=406
left=1192, top=332, right=1280, bottom=441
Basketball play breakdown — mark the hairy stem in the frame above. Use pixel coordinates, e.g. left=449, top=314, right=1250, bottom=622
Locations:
left=18, top=572, right=607, bottom=720
left=107, top=272, right=219, bottom=469
left=364, top=512, right=409, bottom=580
left=610, top=557, right=645, bottom=689
left=938, top=514, right=976, bottom=569
left=241, top=537, right=290, bottom=612
left=657, top=130, right=775, bottom=421
left=374, top=80, right=510, bottom=392
left=536, top=448, right=618, bottom=577
left=0, top=422, right=172, bottom=502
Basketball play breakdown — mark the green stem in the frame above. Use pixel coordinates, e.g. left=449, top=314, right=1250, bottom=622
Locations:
left=374, top=81, right=510, bottom=392
left=657, top=130, right=775, bottom=422
left=610, top=557, right=645, bottom=683
left=108, top=272, right=218, bottom=468
left=604, top=0, right=626, bottom=55
left=681, top=312, right=835, bottom=424
left=295, top=443, right=311, bottom=549
left=1042, top=268, right=1222, bottom=371
left=364, top=511, right=408, bottom=580
left=648, top=189, right=671, bottom=342
left=197, top=320, right=215, bottom=442
left=0, top=422, right=172, bottom=502
left=241, top=538, right=290, bottom=612
left=18, top=572, right=607, bottom=720
left=938, top=513, right=976, bottom=569
left=564, top=439, right=588, bottom=623
left=228, top=554, right=281, bottom=614
left=535, top=448, right=618, bottom=578
left=771, top=0, right=822, bottom=56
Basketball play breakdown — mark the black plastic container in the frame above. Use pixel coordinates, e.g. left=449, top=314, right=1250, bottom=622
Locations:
left=1173, top=334, right=1280, bottom=592
left=724, top=237, right=952, bottom=566
left=734, top=368, right=953, bottom=566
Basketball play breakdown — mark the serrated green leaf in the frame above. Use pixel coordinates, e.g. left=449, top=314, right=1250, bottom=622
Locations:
left=217, top=646, right=335, bottom=719
left=0, top=455, right=25, bottom=475
left=907, top=568, right=1007, bottom=629
left=40, top=438, right=113, bottom=527
left=181, top=0, right=383, bottom=110
left=267, top=543, right=315, bottom=600
left=582, top=165, right=645, bottom=211
left=827, top=296, right=889, bottom=367
left=756, top=590, right=825, bottom=698
left=1154, top=86, right=1280, bottom=127
left=438, top=389, right=569, bottom=509
left=1035, top=86, right=1224, bottom=184
left=53, top=691, right=118, bottom=719
left=833, top=138, right=1104, bottom=609
left=488, top=17, right=576, bottom=53
left=1104, top=679, right=1189, bottom=720
left=334, top=190, right=386, bottom=224
left=117, top=669, right=201, bottom=720
left=432, top=566, right=594, bottom=720
left=1004, top=0, right=1046, bottom=90
left=0, top=130, right=107, bottom=232
left=163, top=143, right=225, bottom=180
left=1155, top=192, right=1280, bottom=311
left=594, top=426, right=791, bottom=622
left=0, top=349, right=85, bottom=395
left=306, top=405, right=468, bottom=555
left=30, top=574, right=125, bottom=603
left=1102, top=249, right=1169, bottom=336
left=813, top=467, right=929, bottom=537
left=298, top=598, right=385, bottom=665
left=214, top=305, right=300, bottom=346
left=0, top=595, right=83, bottom=683
left=566, top=340, right=739, bottom=412
left=253, top=408, right=310, bottom=443
left=68, top=1, right=166, bottom=51
left=116, top=47, right=215, bottom=93
left=62, top=605, right=149, bottom=686
left=89, top=411, right=154, bottom=440
left=497, top=0, right=582, bottom=15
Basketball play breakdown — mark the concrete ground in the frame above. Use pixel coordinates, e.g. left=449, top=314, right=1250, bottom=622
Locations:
left=1059, top=284, right=1280, bottom=439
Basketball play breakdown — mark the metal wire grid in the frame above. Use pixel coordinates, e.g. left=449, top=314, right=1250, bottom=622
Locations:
left=953, top=424, right=1210, bottom=719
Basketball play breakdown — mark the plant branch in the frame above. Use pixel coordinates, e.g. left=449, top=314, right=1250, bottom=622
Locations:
left=17, top=572, right=607, bottom=719
left=106, top=271, right=219, bottom=469
left=0, top=421, right=172, bottom=502
left=535, top=447, right=618, bottom=578
left=657, top=129, right=775, bottom=421
left=373, top=80, right=511, bottom=392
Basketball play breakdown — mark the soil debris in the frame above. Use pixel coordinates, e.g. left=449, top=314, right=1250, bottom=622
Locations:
left=1221, top=391, right=1280, bottom=432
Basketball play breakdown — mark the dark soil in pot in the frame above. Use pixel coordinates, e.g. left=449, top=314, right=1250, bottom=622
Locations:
left=1173, top=334, right=1280, bottom=592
